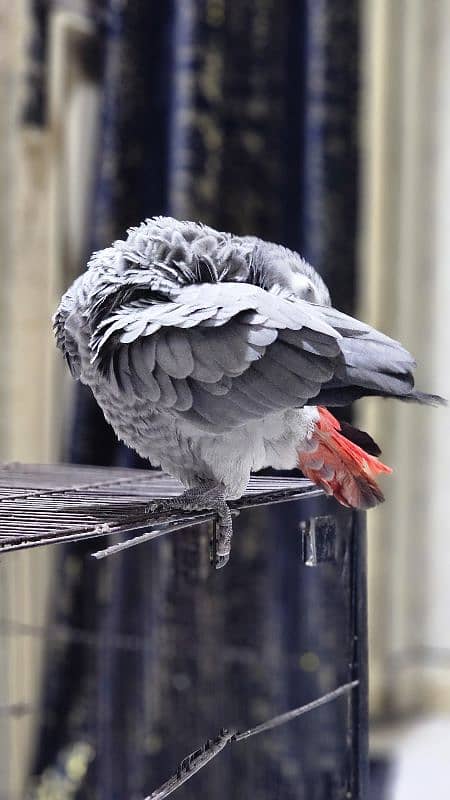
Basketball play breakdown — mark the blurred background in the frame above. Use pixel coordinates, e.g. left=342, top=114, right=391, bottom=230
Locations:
left=0, top=0, right=449, bottom=798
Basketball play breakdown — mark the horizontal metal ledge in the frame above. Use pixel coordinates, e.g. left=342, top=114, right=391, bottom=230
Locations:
left=0, top=463, right=325, bottom=553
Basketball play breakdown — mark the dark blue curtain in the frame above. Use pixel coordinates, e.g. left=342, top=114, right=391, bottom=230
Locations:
left=27, top=2, right=360, bottom=797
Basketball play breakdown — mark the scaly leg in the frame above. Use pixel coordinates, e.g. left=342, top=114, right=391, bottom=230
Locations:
left=147, top=483, right=234, bottom=569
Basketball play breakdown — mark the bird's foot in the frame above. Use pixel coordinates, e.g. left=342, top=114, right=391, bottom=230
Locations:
left=147, top=484, right=234, bottom=570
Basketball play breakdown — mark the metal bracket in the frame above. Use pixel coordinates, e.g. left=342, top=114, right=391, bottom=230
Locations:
left=300, top=515, right=337, bottom=566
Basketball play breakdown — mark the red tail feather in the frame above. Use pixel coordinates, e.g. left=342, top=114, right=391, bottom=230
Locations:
left=297, top=407, right=392, bottom=509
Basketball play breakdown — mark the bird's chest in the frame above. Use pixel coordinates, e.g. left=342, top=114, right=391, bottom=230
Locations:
left=156, top=409, right=317, bottom=497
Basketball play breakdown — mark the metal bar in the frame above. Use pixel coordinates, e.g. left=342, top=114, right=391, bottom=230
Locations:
left=90, top=516, right=210, bottom=559
left=350, top=511, right=369, bottom=799
left=233, top=680, right=359, bottom=741
left=143, top=682, right=359, bottom=800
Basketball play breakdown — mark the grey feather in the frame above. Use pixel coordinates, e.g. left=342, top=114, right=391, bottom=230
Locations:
left=121, top=317, right=148, bottom=341
left=279, top=328, right=341, bottom=358
left=141, top=337, right=157, bottom=373
left=155, top=329, right=194, bottom=378
left=201, top=326, right=265, bottom=375
left=128, top=340, right=160, bottom=401
left=237, top=323, right=278, bottom=347
left=339, top=336, right=412, bottom=374
left=172, top=378, right=193, bottom=411
left=128, top=340, right=152, bottom=385
left=189, top=331, right=225, bottom=383
left=195, top=376, right=232, bottom=396
left=115, top=346, right=135, bottom=397
left=251, top=357, right=319, bottom=402
left=268, top=340, right=335, bottom=382
left=187, top=381, right=256, bottom=428
left=153, top=365, right=177, bottom=407
left=226, top=384, right=278, bottom=417
left=230, top=371, right=287, bottom=411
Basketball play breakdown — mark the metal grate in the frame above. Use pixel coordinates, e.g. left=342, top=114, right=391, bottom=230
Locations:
left=0, top=463, right=322, bottom=554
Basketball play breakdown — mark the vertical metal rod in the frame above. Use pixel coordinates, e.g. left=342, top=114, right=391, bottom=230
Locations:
left=351, top=510, right=369, bottom=799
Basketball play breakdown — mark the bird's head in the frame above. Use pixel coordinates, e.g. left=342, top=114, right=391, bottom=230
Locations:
left=249, top=241, right=331, bottom=306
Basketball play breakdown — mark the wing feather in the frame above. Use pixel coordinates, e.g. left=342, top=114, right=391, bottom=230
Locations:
left=141, top=337, right=157, bottom=372
left=187, top=381, right=261, bottom=427
left=88, top=278, right=426, bottom=428
left=237, top=323, right=278, bottom=347
left=189, top=331, right=225, bottom=383
left=195, top=376, right=232, bottom=396
left=155, top=329, right=194, bottom=378
left=253, top=355, right=320, bottom=399
left=279, top=328, right=341, bottom=358
left=153, top=365, right=177, bottom=407
left=172, top=378, right=193, bottom=411
left=268, top=340, right=335, bottom=382
left=127, top=339, right=160, bottom=401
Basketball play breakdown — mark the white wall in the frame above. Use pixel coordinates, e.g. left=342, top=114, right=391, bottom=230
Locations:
left=360, top=0, right=450, bottom=717
left=0, top=8, right=100, bottom=796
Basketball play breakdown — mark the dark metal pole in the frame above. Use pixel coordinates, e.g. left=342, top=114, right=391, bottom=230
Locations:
left=351, top=510, right=369, bottom=798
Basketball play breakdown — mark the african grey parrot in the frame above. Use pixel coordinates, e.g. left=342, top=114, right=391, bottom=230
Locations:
left=54, top=216, right=443, bottom=567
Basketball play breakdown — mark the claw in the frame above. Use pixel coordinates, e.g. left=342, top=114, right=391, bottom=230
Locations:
left=214, top=550, right=230, bottom=569
left=210, top=518, right=232, bottom=569
left=145, top=499, right=167, bottom=514
left=145, top=486, right=235, bottom=569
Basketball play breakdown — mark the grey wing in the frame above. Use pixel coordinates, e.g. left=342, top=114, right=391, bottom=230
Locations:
left=90, top=282, right=343, bottom=431
left=89, top=281, right=432, bottom=433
